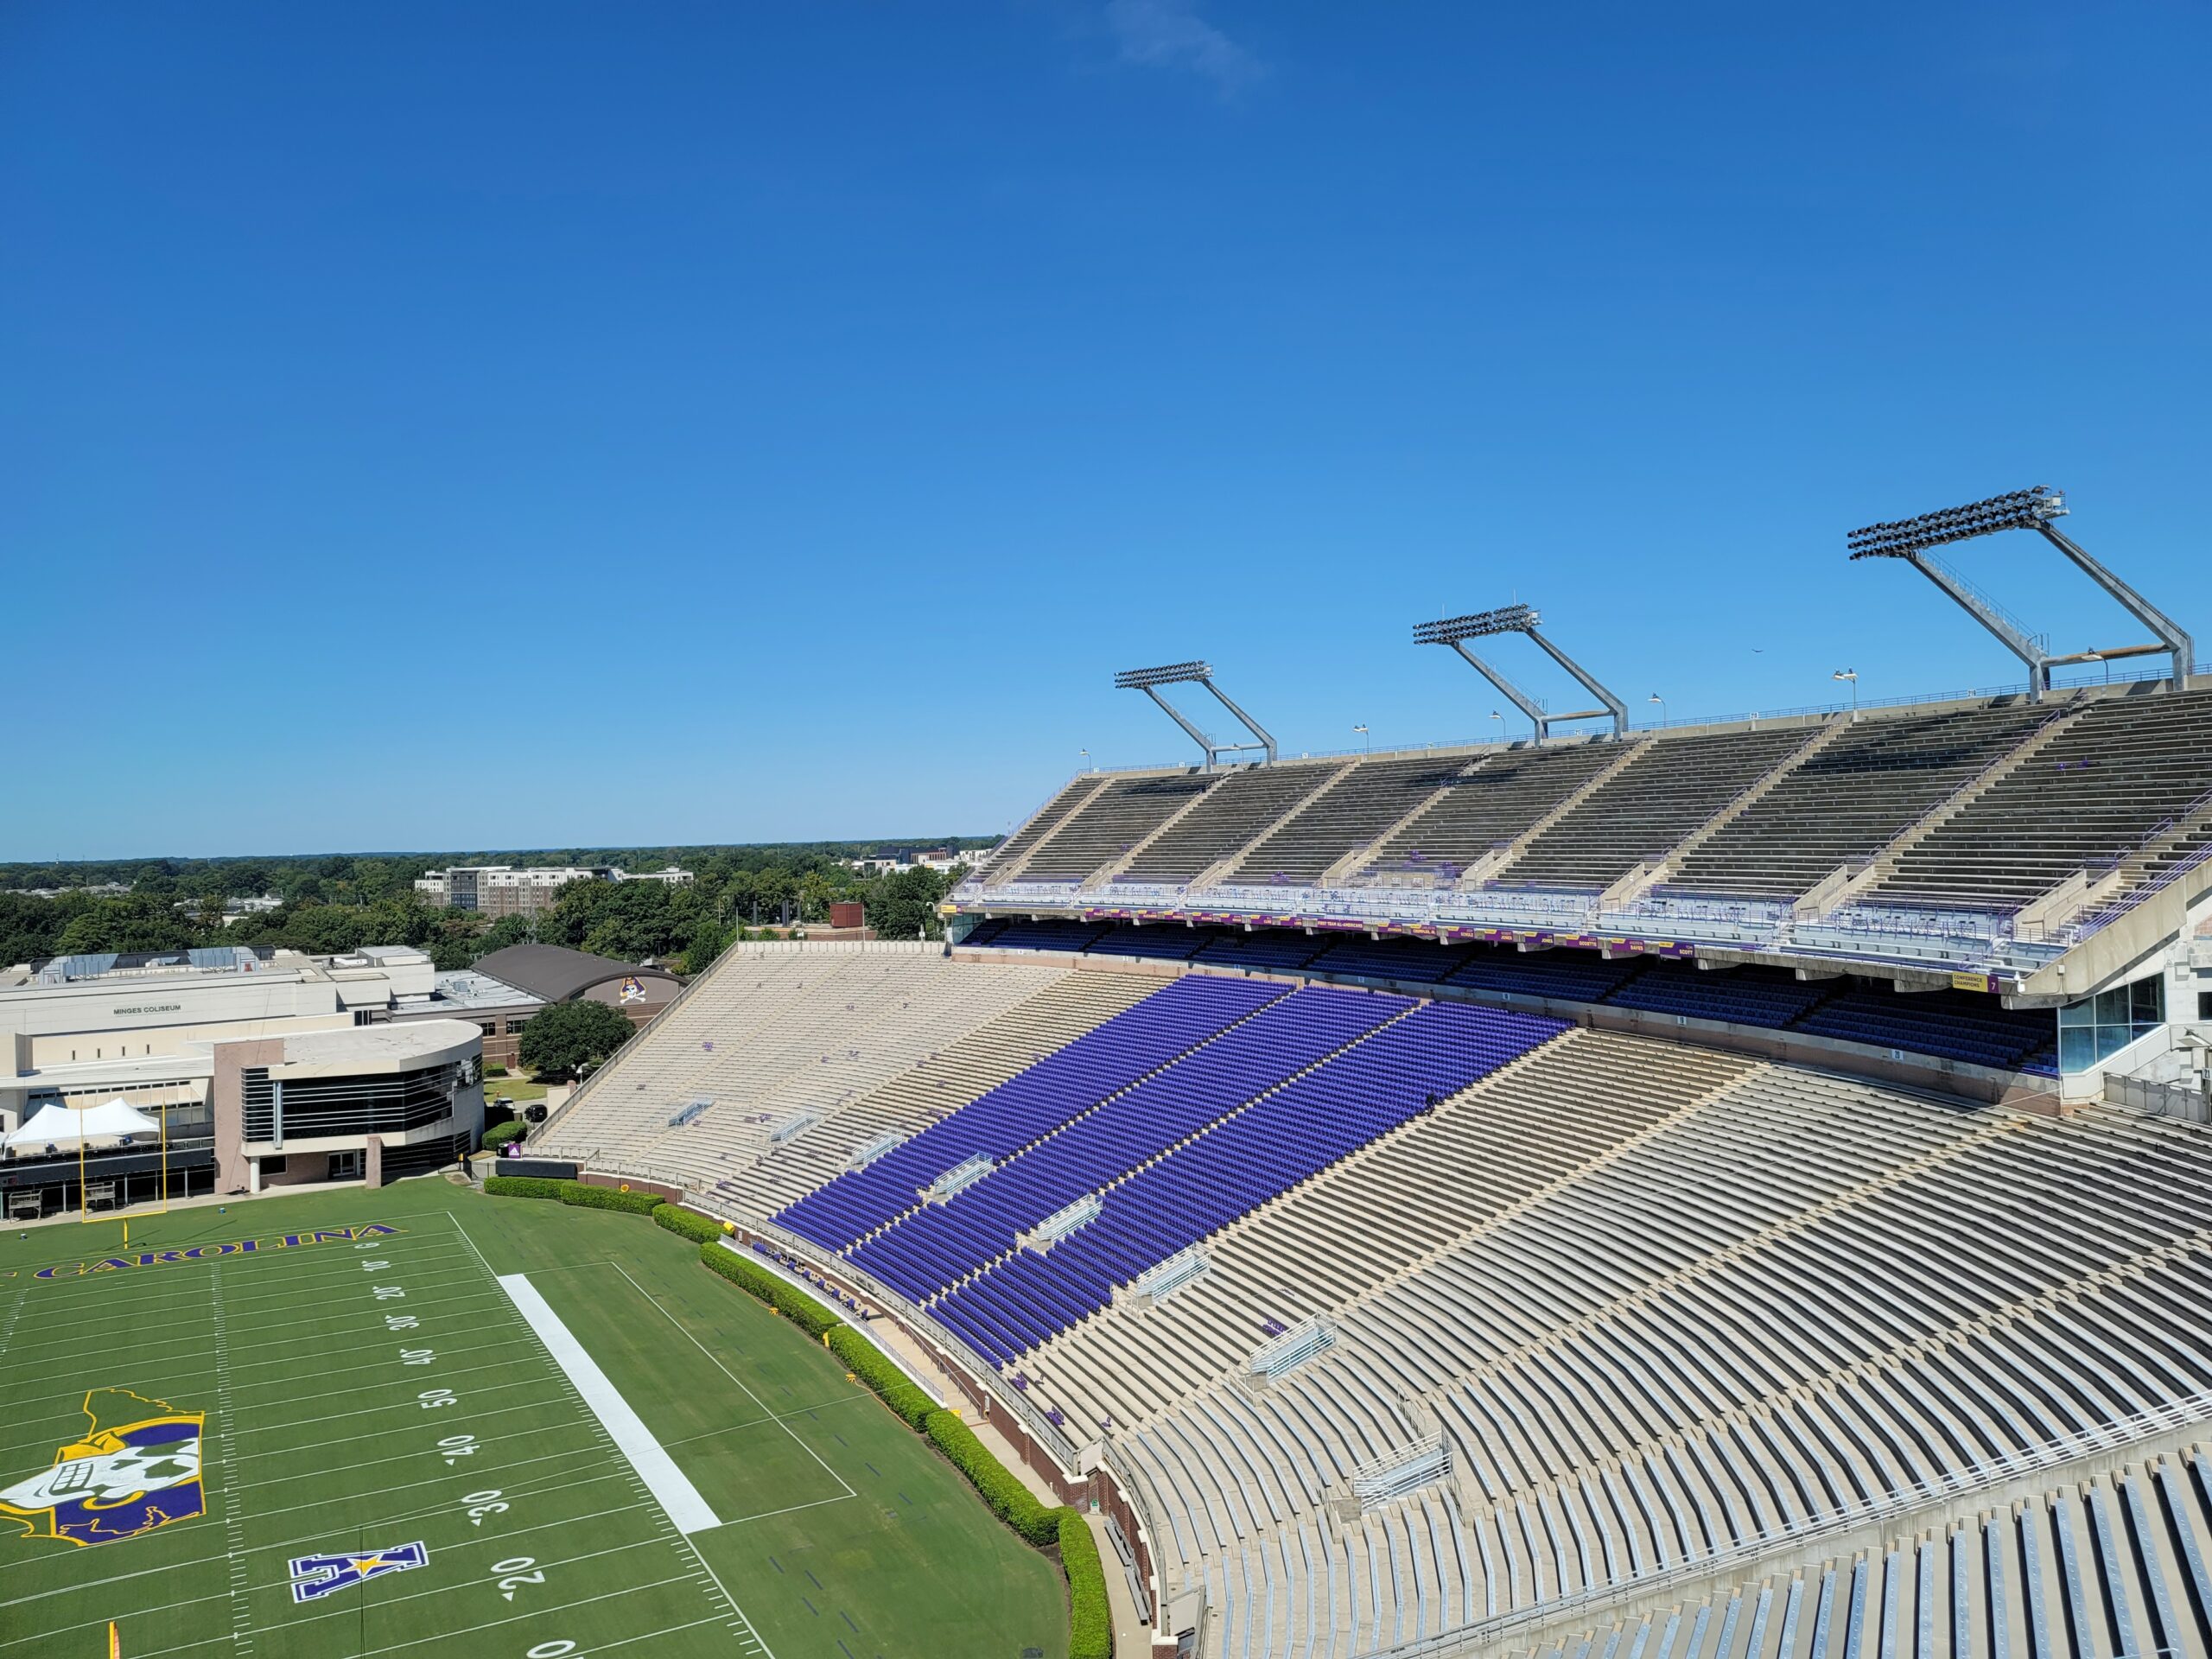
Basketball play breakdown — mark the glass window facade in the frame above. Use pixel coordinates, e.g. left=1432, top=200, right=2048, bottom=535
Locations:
left=2058, top=975, right=2165, bottom=1072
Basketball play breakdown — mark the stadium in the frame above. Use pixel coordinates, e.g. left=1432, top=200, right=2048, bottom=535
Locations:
left=8, top=486, right=2212, bottom=1659
left=502, top=490, right=2204, bottom=1656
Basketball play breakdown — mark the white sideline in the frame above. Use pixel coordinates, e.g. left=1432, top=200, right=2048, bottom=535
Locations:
left=497, top=1274, right=721, bottom=1535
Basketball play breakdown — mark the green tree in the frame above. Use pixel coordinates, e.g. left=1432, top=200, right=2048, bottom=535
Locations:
left=683, top=917, right=731, bottom=976
left=861, top=867, right=950, bottom=941
left=518, top=999, right=635, bottom=1078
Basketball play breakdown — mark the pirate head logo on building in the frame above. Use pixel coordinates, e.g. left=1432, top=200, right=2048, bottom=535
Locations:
left=0, top=1389, right=205, bottom=1547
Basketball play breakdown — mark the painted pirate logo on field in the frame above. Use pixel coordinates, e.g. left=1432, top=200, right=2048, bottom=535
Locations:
left=0, top=1389, right=205, bottom=1547
left=289, top=1541, right=429, bottom=1601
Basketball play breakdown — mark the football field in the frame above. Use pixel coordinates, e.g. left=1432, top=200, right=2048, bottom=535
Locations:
left=0, top=1180, right=1068, bottom=1659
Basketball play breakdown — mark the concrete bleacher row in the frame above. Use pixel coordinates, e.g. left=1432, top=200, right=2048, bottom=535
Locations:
left=981, top=684, right=2212, bottom=920
left=965, top=921, right=2059, bottom=1076
left=533, top=945, right=1123, bottom=1194
left=1023, top=1034, right=2212, bottom=1657
left=1511, top=1439, right=2212, bottom=1659
left=533, top=940, right=2212, bottom=1658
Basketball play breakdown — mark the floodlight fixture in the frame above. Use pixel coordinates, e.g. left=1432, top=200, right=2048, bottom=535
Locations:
left=1845, top=486, right=2194, bottom=700
left=1114, top=660, right=1214, bottom=691
left=1414, top=602, right=1626, bottom=743
left=1113, top=660, right=1278, bottom=769
left=1413, top=604, right=1539, bottom=646
left=1847, top=487, right=2068, bottom=560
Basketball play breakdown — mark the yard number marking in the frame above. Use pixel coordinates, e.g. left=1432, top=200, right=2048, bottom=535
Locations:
left=491, top=1555, right=545, bottom=1601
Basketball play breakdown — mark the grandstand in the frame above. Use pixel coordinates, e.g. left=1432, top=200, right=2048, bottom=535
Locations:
left=512, top=649, right=2211, bottom=1656
left=970, top=681, right=2212, bottom=986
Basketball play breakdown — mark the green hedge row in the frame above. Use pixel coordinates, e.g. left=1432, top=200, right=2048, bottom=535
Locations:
left=483, top=1174, right=564, bottom=1199
left=824, top=1325, right=935, bottom=1429
left=558, top=1181, right=663, bottom=1215
left=696, top=1243, right=845, bottom=1338
left=483, top=1175, right=664, bottom=1215
left=922, top=1408, right=1059, bottom=1547
left=480, top=1119, right=529, bottom=1152
left=652, top=1204, right=724, bottom=1244
left=1059, top=1508, right=1112, bottom=1659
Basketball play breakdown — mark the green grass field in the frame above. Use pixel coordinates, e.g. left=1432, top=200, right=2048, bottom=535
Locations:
left=0, top=1179, right=1068, bottom=1659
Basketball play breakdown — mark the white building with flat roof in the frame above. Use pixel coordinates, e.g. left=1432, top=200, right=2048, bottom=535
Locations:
left=0, top=944, right=479, bottom=1217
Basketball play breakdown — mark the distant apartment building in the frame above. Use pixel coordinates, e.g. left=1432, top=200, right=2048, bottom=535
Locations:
left=414, top=864, right=693, bottom=917
left=614, top=865, right=694, bottom=887
left=843, top=849, right=970, bottom=876
left=414, top=866, right=607, bottom=917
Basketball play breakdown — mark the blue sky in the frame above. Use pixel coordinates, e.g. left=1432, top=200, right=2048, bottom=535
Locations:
left=5, top=2, right=2207, bottom=858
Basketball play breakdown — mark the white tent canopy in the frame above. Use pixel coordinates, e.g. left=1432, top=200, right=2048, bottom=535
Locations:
left=3, top=1099, right=162, bottom=1153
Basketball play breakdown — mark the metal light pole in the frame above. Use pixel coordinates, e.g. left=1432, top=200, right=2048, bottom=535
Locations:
left=1648, top=692, right=1667, bottom=728
left=1832, top=668, right=1859, bottom=720
left=1351, top=724, right=1370, bottom=756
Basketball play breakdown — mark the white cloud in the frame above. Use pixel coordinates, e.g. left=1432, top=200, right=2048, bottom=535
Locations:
left=1103, top=0, right=1263, bottom=94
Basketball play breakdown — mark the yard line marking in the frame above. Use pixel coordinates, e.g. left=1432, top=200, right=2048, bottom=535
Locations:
left=251, top=1414, right=588, bottom=1485
left=53, top=1533, right=690, bottom=1654
left=575, top=1616, right=735, bottom=1655
left=232, top=1390, right=574, bottom=1461
left=0, top=1331, right=537, bottom=1408
left=0, top=1287, right=26, bottom=1357
left=717, top=1493, right=857, bottom=1527
left=497, top=1274, right=721, bottom=1534
left=248, top=1440, right=622, bottom=1521
left=208, top=1261, right=257, bottom=1657
left=0, top=1243, right=479, bottom=1332
left=0, top=1270, right=507, bottom=1356
left=661, top=1388, right=873, bottom=1447
left=0, top=1490, right=664, bottom=1616
left=607, top=1258, right=856, bottom=1499
left=125, top=1572, right=706, bottom=1659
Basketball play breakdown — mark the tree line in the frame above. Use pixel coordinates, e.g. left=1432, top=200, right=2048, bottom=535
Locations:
left=0, top=842, right=990, bottom=976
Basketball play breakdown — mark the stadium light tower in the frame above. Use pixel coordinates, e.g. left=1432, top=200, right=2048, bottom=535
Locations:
left=1113, top=661, right=1278, bottom=769
left=1847, top=487, right=2194, bottom=702
left=1413, top=604, right=1627, bottom=744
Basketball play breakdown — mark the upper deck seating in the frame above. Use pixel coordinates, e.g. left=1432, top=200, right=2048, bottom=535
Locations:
left=1123, top=762, right=1350, bottom=884
left=983, top=774, right=1102, bottom=879
left=1495, top=727, right=1811, bottom=890
left=1229, top=755, right=1471, bottom=887
left=1866, top=686, right=2212, bottom=912
left=1020, top=772, right=1217, bottom=882
left=1358, top=745, right=1619, bottom=880
left=1664, top=702, right=2051, bottom=899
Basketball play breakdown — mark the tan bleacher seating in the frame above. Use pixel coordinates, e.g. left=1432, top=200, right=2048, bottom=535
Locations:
left=1865, top=685, right=2212, bottom=911
left=1359, top=745, right=1618, bottom=880
left=1494, top=727, right=1810, bottom=889
left=537, top=947, right=1079, bottom=1185
left=1022, top=772, right=1218, bottom=881
left=1230, top=754, right=1471, bottom=887
left=1012, top=1030, right=2212, bottom=1657
left=1125, top=761, right=1348, bottom=884
left=717, top=969, right=1160, bottom=1213
left=1666, top=702, right=2051, bottom=899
